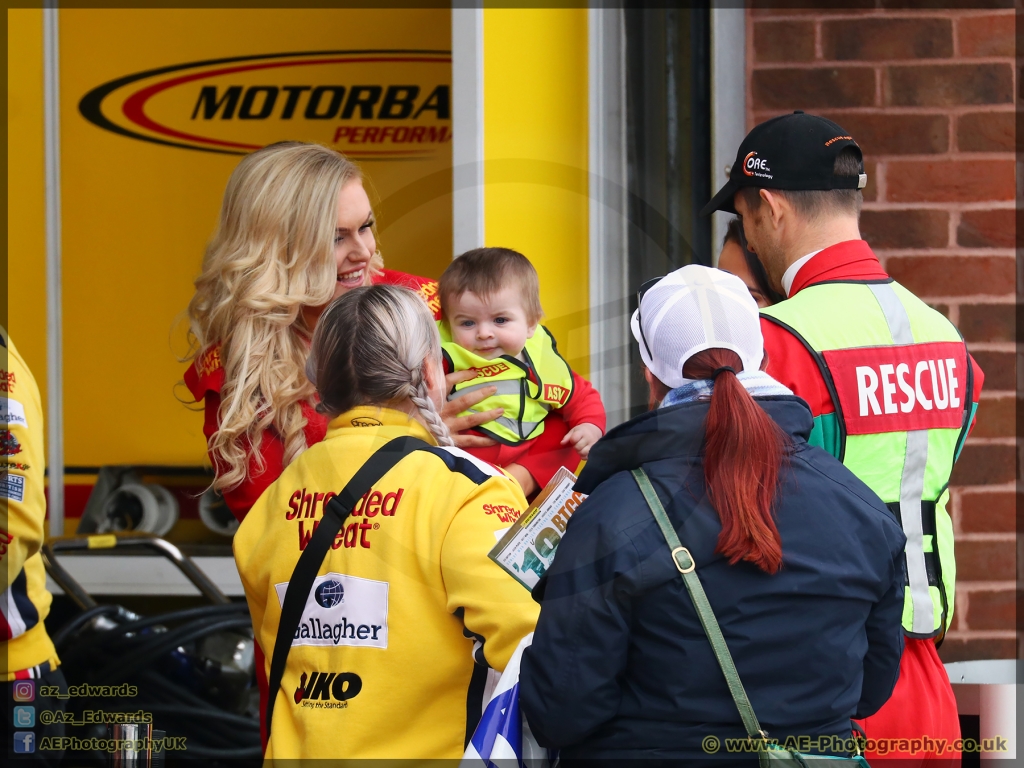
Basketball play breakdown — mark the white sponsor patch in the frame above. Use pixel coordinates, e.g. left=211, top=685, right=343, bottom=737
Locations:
left=1, top=400, right=26, bottom=429
left=1, top=472, right=25, bottom=502
left=275, top=572, right=388, bottom=649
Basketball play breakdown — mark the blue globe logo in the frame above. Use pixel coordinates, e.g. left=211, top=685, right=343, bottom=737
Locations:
left=314, top=580, right=345, bottom=609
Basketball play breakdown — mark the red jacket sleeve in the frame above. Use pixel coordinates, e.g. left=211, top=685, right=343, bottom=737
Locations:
left=760, top=317, right=835, bottom=418
left=200, top=391, right=286, bottom=523
left=966, top=353, right=984, bottom=436
left=514, top=411, right=583, bottom=489
left=560, top=372, right=607, bottom=433
left=188, top=350, right=327, bottom=523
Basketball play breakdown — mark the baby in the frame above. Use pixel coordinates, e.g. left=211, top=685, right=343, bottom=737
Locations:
left=438, top=248, right=606, bottom=496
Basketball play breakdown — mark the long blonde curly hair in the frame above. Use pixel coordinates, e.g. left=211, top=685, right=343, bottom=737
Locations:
left=186, top=142, right=381, bottom=492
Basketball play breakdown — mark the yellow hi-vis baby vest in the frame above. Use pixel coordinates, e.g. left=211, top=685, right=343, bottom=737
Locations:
left=440, top=325, right=575, bottom=446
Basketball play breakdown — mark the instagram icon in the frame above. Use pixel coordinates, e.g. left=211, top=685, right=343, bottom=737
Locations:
left=13, top=680, right=35, bottom=702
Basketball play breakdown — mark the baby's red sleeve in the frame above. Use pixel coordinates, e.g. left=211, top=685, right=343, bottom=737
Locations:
left=514, top=412, right=582, bottom=489
left=560, top=372, right=607, bottom=433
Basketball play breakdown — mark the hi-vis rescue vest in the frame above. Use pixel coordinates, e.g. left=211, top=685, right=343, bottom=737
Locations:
left=440, top=325, right=574, bottom=446
left=762, top=280, right=973, bottom=638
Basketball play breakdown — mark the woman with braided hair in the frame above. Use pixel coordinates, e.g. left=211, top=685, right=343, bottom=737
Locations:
left=233, top=284, right=539, bottom=760
left=184, top=142, right=519, bottom=750
left=185, top=141, right=511, bottom=524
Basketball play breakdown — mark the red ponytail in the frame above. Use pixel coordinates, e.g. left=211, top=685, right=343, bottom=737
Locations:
left=682, top=349, right=788, bottom=574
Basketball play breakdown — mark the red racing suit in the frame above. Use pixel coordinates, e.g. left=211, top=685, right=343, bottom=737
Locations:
left=761, top=240, right=984, bottom=767
left=184, top=270, right=440, bottom=522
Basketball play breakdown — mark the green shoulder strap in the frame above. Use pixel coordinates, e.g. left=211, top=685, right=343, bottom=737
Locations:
left=631, top=468, right=766, bottom=741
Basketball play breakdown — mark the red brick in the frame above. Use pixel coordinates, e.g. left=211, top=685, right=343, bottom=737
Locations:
left=970, top=350, right=1016, bottom=391
left=752, top=68, right=876, bottom=110
left=885, top=160, right=1015, bottom=203
left=822, top=18, right=952, bottom=61
left=959, top=303, right=1016, bottom=343
left=885, top=64, right=1014, bottom=107
left=861, top=159, right=877, bottom=202
left=822, top=112, right=948, bottom=155
left=938, top=637, right=1016, bottom=663
left=978, top=395, right=1017, bottom=437
left=950, top=444, right=1017, bottom=486
left=957, top=209, right=1016, bottom=249
left=957, top=112, right=1016, bottom=153
left=754, top=21, right=815, bottom=63
left=965, top=589, right=1015, bottom=630
left=750, top=3, right=876, bottom=16
left=881, top=0, right=1015, bottom=9
left=886, top=255, right=1015, bottom=297
left=958, top=490, right=1018, bottom=533
left=972, top=396, right=1016, bottom=438
left=928, top=303, right=949, bottom=318
left=957, top=13, right=1016, bottom=58
left=956, top=540, right=1017, bottom=581
left=861, top=209, right=949, bottom=249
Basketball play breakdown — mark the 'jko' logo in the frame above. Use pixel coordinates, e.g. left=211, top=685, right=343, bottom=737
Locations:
left=294, top=671, right=362, bottom=704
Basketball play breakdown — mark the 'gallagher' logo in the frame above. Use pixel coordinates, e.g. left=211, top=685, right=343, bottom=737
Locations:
left=743, top=151, right=772, bottom=179
left=314, top=580, right=345, bottom=609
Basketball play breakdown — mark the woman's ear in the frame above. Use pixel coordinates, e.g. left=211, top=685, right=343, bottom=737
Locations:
left=423, top=356, right=441, bottom=391
left=422, top=356, right=446, bottom=409
left=759, top=350, right=769, bottom=372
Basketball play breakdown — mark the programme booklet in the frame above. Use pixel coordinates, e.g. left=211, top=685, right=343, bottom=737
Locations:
left=488, top=466, right=587, bottom=590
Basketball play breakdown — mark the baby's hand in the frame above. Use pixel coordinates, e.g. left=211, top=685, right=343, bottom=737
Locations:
left=560, top=423, right=604, bottom=460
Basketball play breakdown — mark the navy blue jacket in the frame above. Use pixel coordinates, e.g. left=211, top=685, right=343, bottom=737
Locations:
left=520, top=396, right=906, bottom=763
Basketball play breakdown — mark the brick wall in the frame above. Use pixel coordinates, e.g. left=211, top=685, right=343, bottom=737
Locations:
left=746, top=5, right=1017, bottom=661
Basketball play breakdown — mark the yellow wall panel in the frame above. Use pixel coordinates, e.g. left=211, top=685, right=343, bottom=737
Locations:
left=483, top=9, right=589, bottom=376
left=54, top=8, right=451, bottom=468
left=7, top=9, right=47, bottom=396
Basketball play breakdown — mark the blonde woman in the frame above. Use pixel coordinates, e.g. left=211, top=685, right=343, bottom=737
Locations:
left=234, top=285, right=538, bottom=759
left=185, top=142, right=504, bottom=522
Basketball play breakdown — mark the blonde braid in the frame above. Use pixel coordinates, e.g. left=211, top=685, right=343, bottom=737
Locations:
left=410, top=376, right=454, bottom=447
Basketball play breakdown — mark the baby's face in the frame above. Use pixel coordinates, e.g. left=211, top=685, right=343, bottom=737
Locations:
left=447, top=286, right=536, bottom=360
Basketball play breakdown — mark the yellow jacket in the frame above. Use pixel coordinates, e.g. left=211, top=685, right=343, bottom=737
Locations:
left=1, top=329, right=60, bottom=680
left=234, top=407, right=539, bottom=760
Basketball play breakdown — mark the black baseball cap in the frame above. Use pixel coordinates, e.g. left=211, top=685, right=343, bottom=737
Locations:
left=700, top=111, right=867, bottom=217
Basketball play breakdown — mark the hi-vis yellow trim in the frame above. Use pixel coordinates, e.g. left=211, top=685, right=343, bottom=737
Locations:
left=87, top=534, right=118, bottom=549
left=442, top=326, right=574, bottom=445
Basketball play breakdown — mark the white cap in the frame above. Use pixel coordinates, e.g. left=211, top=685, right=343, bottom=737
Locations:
left=630, top=265, right=764, bottom=389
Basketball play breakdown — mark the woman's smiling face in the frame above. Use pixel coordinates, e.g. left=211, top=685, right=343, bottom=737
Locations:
left=331, top=179, right=377, bottom=300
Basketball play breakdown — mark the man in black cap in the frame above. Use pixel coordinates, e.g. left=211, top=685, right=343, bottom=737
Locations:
left=703, top=112, right=985, bottom=766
